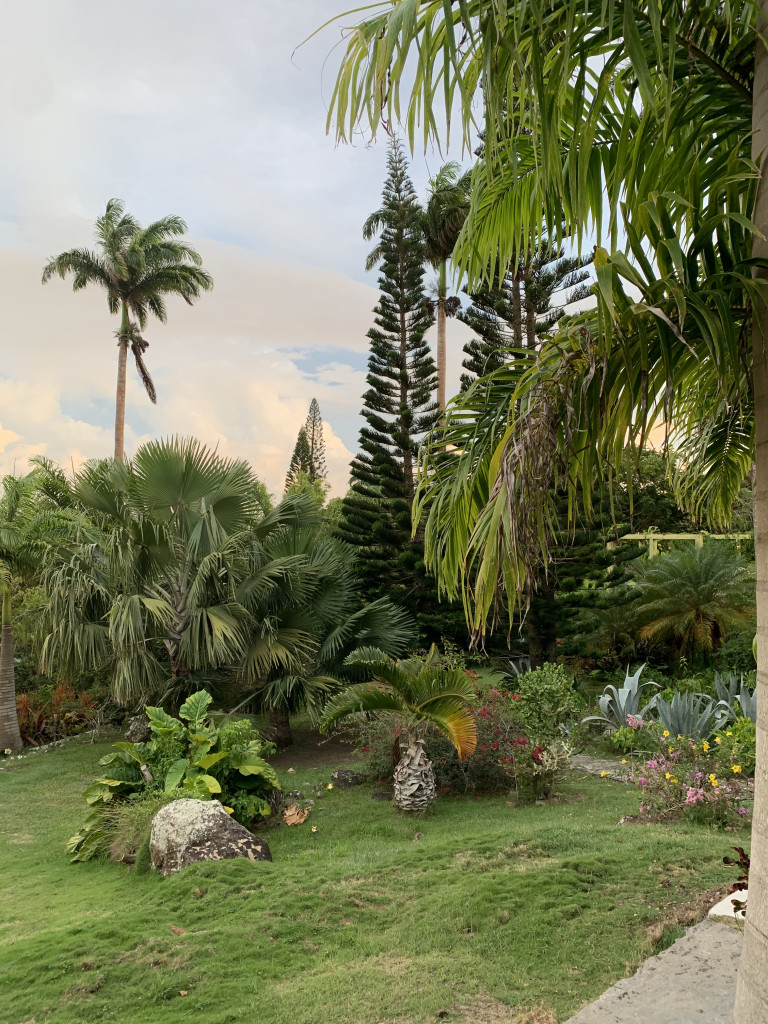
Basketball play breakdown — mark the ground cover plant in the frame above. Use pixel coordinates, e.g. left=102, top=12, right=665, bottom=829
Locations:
left=0, top=738, right=740, bottom=1024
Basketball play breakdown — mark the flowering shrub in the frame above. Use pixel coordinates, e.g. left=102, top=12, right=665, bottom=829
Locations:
left=628, top=736, right=752, bottom=826
left=500, top=736, right=572, bottom=800
left=609, top=718, right=651, bottom=754
left=16, top=685, right=99, bottom=746
left=713, top=718, right=756, bottom=776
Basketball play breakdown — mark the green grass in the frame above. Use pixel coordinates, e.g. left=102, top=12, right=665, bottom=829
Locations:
left=0, top=740, right=739, bottom=1024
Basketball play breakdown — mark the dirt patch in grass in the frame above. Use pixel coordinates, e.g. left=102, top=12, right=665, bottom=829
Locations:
left=115, top=937, right=190, bottom=971
left=455, top=995, right=557, bottom=1023
left=271, top=726, right=354, bottom=770
left=62, top=974, right=105, bottom=1000
left=645, top=886, right=726, bottom=951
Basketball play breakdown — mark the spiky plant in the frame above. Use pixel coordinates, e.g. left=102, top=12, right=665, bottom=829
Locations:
left=42, top=199, right=213, bottom=460
left=320, top=646, right=477, bottom=811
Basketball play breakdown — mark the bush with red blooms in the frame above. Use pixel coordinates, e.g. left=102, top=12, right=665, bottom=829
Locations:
left=15, top=684, right=100, bottom=746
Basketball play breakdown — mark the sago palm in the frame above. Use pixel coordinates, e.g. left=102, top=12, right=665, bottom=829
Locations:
left=422, top=162, right=472, bottom=409
left=631, top=546, right=756, bottom=666
left=319, top=0, right=767, bottom=1012
left=41, top=199, right=213, bottom=460
left=320, top=646, right=477, bottom=811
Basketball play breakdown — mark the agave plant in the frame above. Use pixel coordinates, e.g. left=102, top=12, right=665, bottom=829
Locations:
left=653, top=691, right=730, bottom=741
left=582, top=665, right=659, bottom=731
left=715, top=671, right=758, bottom=724
left=319, top=646, right=477, bottom=812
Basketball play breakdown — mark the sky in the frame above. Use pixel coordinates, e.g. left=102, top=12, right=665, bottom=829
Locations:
left=0, top=0, right=477, bottom=497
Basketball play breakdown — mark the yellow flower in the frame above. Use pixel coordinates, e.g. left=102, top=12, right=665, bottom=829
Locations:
left=715, top=737, right=722, bottom=745
left=665, top=772, right=673, bottom=780
left=727, top=732, right=733, bottom=737
left=732, top=765, right=743, bottom=774
left=668, top=747, right=674, bottom=755
left=677, top=734, right=683, bottom=740
left=327, top=783, right=334, bottom=790
left=709, top=773, right=718, bottom=787
left=670, top=777, right=677, bottom=783
left=702, top=741, right=710, bottom=752
left=662, top=730, right=670, bottom=739
left=600, top=771, right=608, bottom=777
left=621, top=759, right=627, bottom=765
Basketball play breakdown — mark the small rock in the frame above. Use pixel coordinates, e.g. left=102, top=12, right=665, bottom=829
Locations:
left=150, top=799, right=272, bottom=876
left=125, top=714, right=152, bottom=743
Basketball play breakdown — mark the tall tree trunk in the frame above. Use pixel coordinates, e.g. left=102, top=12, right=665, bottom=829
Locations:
left=735, top=10, right=768, bottom=1018
left=269, top=708, right=293, bottom=748
left=437, top=261, right=448, bottom=411
left=114, top=303, right=130, bottom=461
left=0, top=593, right=22, bottom=752
left=399, top=279, right=414, bottom=501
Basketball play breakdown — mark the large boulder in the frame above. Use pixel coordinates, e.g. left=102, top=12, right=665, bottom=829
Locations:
left=150, top=799, right=272, bottom=876
left=125, top=714, right=151, bottom=743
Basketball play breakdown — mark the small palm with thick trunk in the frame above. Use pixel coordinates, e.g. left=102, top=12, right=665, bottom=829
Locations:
left=320, top=646, right=477, bottom=811
left=42, top=199, right=213, bottom=461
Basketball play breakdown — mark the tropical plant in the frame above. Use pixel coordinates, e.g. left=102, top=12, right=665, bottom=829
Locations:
left=715, top=672, right=759, bottom=724
left=630, top=546, right=755, bottom=667
left=234, top=510, right=415, bottom=746
left=716, top=717, right=758, bottom=776
left=38, top=437, right=315, bottom=705
left=319, top=2, right=768, bottom=1006
left=284, top=427, right=313, bottom=492
left=653, top=692, right=730, bottom=742
left=68, top=690, right=279, bottom=861
left=583, top=665, right=660, bottom=731
left=421, top=161, right=472, bottom=409
left=41, top=200, right=213, bottom=460
left=504, top=663, right=580, bottom=743
left=320, top=646, right=477, bottom=811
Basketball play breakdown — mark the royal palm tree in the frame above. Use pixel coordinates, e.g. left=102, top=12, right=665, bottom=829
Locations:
left=631, top=546, right=756, bottom=668
left=321, top=1, right=767, bottom=1013
left=42, top=200, right=213, bottom=460
left=422, top=163, right=472, bottom=409
left=320, top=646, right=476, bottom=811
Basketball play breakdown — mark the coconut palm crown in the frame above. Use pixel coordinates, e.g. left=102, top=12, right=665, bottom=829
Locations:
left=320, top=645, right=477, bottom=760
left=42, top=199, right=213, bottom=460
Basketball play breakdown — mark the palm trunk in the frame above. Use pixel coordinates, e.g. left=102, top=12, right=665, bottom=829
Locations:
left=734, top=11, right=768, bottom=1018
left=114, top=303, right=130, bottom=461
left=393, top=734, right=436, bottom=811
left=437, top=261, right=448, bottom=411
left=0, top=593, right=22, bottom=752
left=269, top=709, right=293, bottom=748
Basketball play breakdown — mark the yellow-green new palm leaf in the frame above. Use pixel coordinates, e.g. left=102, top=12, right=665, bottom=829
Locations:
left=320, top=646, right=477, bottom=759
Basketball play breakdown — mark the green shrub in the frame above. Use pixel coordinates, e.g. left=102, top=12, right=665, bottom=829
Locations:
left=714, top=718, right=757, bottom=776
left=68, top=691, right=280, bottom=861
left=506, top=663, right=582, bottom=743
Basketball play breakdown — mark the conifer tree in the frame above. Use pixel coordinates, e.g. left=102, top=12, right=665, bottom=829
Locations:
left=339, top=140, right=451, bottom=633
left=460, top=242, right=591, bottom=389
left=304, top=398, right=328, bottom=483
left=284, top=426, right=312, bottom=491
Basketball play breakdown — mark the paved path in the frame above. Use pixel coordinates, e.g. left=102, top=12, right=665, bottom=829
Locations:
left=564, top=920, right=741, bottom=1024
left=570, top=754, right=633, bottom=781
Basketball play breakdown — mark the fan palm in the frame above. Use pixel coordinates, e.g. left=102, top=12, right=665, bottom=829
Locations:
left=631, top=546, right=755, bottom=668
left=41, top=199, right=213, bottom=460
left=38, top=437, right=313, bottom=706
left=236, top=516, right=415, bottom=746
left=319, top=0, right=767, bottom=1010
left=422, top=162, right=472, bottom=409
left=320, top=646, right=477, bottom=811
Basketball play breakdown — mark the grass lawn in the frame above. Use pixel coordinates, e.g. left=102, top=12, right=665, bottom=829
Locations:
left=0, top=738, right=741, bottom=1024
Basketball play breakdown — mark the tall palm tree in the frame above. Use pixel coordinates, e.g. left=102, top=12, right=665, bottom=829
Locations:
left=41, top=200, right=213, bottom=460
left=320, top=646, right=477, bottom=811
left=422, top=163, right=472, bottom=409
left=321, top=0, right=767, bottom=1013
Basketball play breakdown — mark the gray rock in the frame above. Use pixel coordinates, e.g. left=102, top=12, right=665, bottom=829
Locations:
left=125, top=714, right=152, bottom=743
left=149, top=799, right=272, bottom=876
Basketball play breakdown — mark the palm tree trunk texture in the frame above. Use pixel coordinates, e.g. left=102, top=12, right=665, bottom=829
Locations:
left=0, top=594, right=22, bottom=752
left=437, top=261, right=448, bottom=411
left=269, top=709, right=293, bottom=748
left=393, top=735, right=436, bottom=811
left=735, top=10, right=768, bottom=1018
left=114, top=303, right=130, bottom=461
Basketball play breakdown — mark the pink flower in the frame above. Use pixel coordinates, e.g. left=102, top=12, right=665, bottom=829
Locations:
left=737, top=807, right=749, bottom=817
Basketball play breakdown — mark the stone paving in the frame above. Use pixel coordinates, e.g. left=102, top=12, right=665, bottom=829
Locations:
left=564, top=920, right=741, bottom=1024
left=569, top=754, right=633, bottom=781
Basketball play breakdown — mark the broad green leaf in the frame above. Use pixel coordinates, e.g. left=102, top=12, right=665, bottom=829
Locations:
left=145, top=705, right=184, bottom=737
left=194, top=752, right=228, bottom=771
left=179, top=690, right=213, bottom=730
left=164, top=758, right=189, bottom=793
